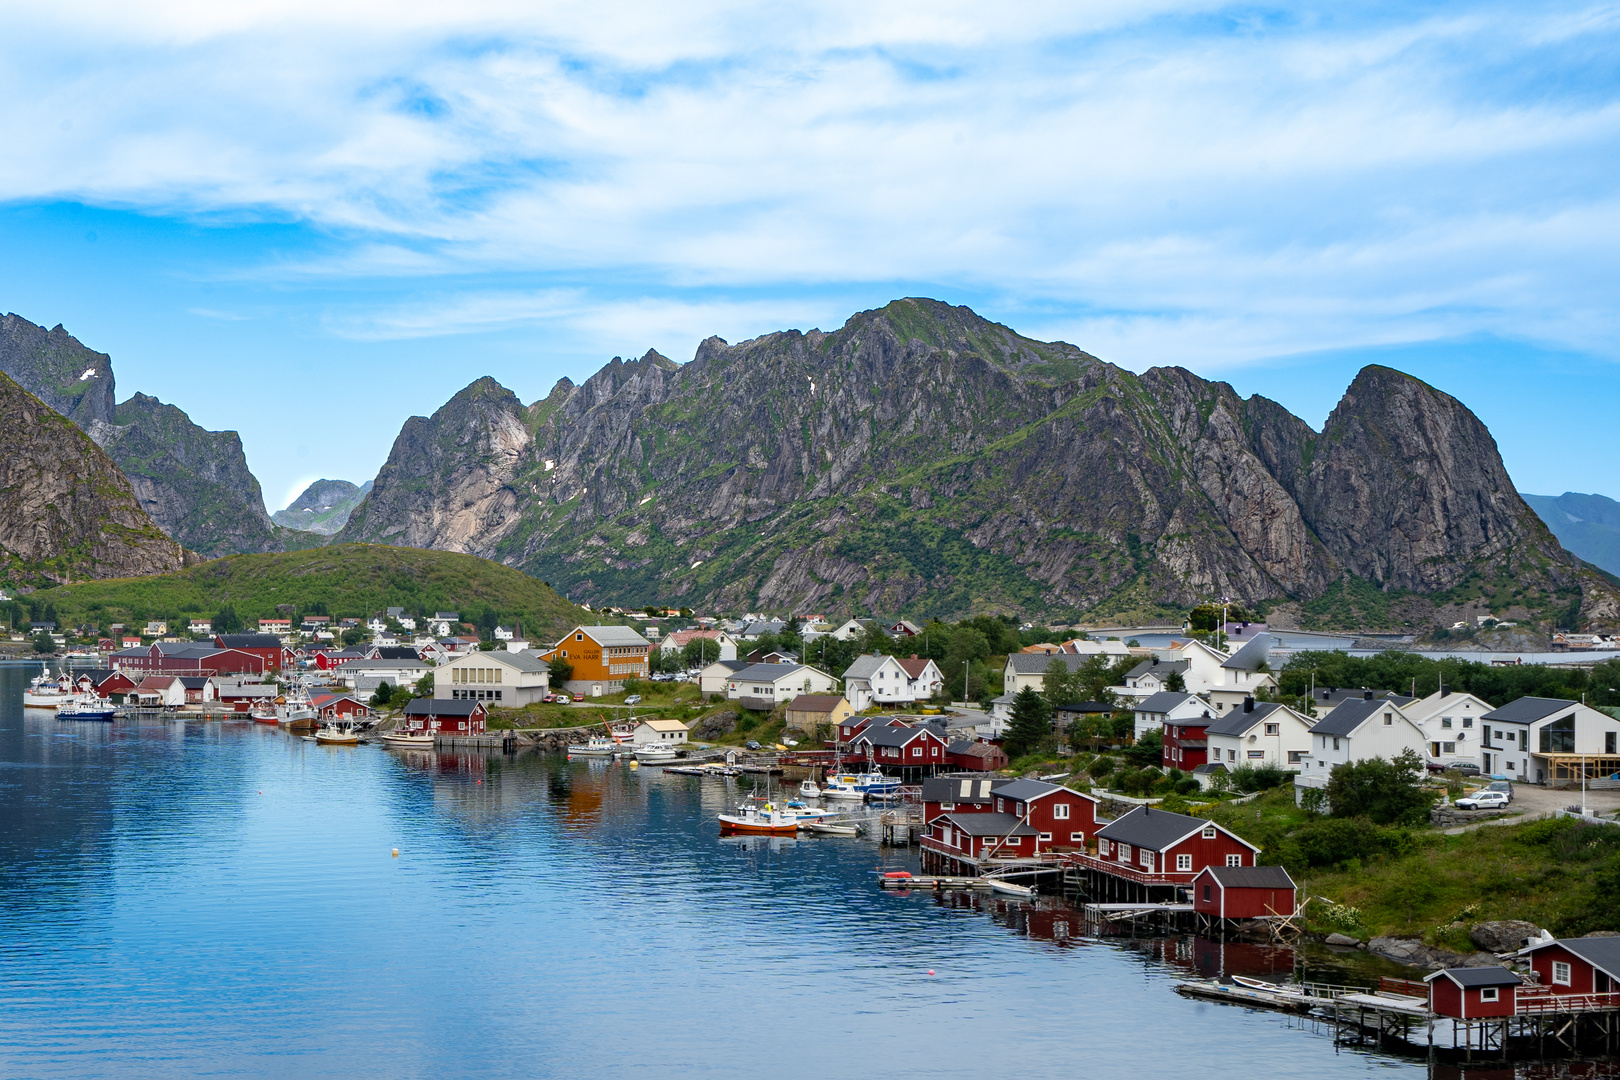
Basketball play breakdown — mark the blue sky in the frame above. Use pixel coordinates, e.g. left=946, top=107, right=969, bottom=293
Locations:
left=2, top=1, right=1619, bottom=510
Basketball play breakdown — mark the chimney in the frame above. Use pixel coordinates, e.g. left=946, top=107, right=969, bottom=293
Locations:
left=1364, top=689, right=1373, bottom=700
left=1441, top=688, right=1451, bottom=698
left=911, top=654, right=918, bottom=660
left=1243, top=697, right=1254, bottom=713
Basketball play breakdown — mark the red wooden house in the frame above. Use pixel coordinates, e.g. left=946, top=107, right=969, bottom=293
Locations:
left=921, top=775, right=998, bottom=823
left=1521, top=937, right=1620, bottom=995
left=213, top=634, right=291, bottom=673
left=1191, top=865, right=1297, bottom=920
left=402, top=698, right=487, bottom=735
left=309, top=693, right=372, bottom=720
left=924, top=813, right=1038, bottom=863
left=945, top=739, right=1008, bottom=772
left=1424, top=968, right=1521, bottom=1019
left=1163, top=715, right=1211, bottom=770
left=850, top=724, right=950, bottom=775
left=835, top=715, right=873, bottom=745
left=988, top=778, right=1099, bottom=849
left=1091, top=806, right=1261, bottom=881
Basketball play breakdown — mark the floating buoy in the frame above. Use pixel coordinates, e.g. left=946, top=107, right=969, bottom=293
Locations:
left=629, top=760, right=640, bottom=769
left=391, top=848, right=399, bottom=858
left=927, top=970, right=935, bottom=976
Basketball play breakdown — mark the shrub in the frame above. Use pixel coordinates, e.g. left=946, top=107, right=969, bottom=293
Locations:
left=1088, top=756, right=1115, bottom=779
left=1229, top=763, right=1290, bottom=793
left=1173, top=777, right=1200, bottom=795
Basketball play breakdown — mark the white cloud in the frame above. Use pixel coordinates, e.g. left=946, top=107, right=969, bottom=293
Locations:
left=2, top=0, right=1618, bottom=368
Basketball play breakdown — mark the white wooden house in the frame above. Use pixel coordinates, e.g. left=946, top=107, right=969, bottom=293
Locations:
left=1477, top=697, right=1620, bottom=785
left=1294, top=696, right=1429, bottom=805
left=1401, top=689, right=1494, bottom=770
left=1205, top=700, right=1313, bottom=771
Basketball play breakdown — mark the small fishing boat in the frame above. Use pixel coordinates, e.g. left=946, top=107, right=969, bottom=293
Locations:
left=250, top=703, right=280, bottom=725
left=798, top=778, right=822, bottom=798
left=568, top=737, right=620, bottom=757
left=314, top=721, right=360, bottom=746
left=23, top=663, right=72, bottom=709
left=804, top=821, right=858, bottom=836
left=717, top=805, right=801, bottom=835
left=58, top=695, right=118, bottom=722
left=854, top=772, right=901, bottom=796
left=380, top=729, right=435, bottom=749
left=986, top=878, right=1035, bottom=899
left=822, top=775, right=866, bottom=800
left=633, top=744, right=678, bottom=763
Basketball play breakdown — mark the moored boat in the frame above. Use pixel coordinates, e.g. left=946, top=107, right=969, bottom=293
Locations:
left=804, top=821, right=858, bottom=836
left=822, top=775, right=866, bottom=800
left=314, top=721, right=360, bottom=746
left=717, top=805, right=800, bottom=835
left=568, top=737, right=620, bottom=757
left=380, top=730, right=435, bottom=749
left=23, top=663, right=72, bottom=709
left=633, top=744, right=678, bottom=763
left=798, top=778, right=822, bottom=798
left=57, top=695, right=118, bottom=722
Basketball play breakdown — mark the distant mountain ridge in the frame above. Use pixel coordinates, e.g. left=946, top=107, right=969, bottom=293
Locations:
left=273, top=479, right=372, bottom=535
left=1523, top=493, right=1620, bottom=579
left=337, top=298, right=1620, bottom=629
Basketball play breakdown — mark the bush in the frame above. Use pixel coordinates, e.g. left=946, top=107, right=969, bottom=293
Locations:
left=621, top=678, right=644, bottom=697
left=1229, top=763, right=1290, bottom=793
left=1089, top=756, right=1115, bottom=779
left=1122, top=729, right=1161, bottom=767
left=1279, top=818, right=1416, bottom=871
left=1325, top=750, right=1434, bottom=825
left=1173, top=777, right=1200, bottom=795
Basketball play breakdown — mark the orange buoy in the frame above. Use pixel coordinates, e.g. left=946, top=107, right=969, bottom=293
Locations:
left=391, top=848, right=399, bottom=857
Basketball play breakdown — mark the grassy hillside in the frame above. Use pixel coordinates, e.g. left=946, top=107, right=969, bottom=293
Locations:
left=37, top=543, right=589, bottom=641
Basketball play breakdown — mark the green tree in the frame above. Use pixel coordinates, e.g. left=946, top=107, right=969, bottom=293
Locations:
left=1076, top=654, right=1119, bottom=705
left=1042, top=656, right=1082, bottom=711
left=682, top=637, right=721, bottom=667
left=550, top=658, right=574, bottom=685
left=212, top=604, right=243, bottom=634
left=32, top=631, right=55, bottom=654
left=1164, top=668, right=1186, bottom=693
left=1004, top=686, right=1051, bottom=757
left=1121, top=728, right=1162, bottom=767
left=342, top=625, right=367, bottom=646
left=372, top=681, right=394, bottom=706
left=1325, top=749, right=1434, bottom=825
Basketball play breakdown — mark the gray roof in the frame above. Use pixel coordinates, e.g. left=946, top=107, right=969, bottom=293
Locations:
left=1204, top=701, right=1289, bottom=738
left=177, top=677, right=212, bottom=689
left=1135, top=691, right=1205, bottom=715
left=935, top=812, right=1037, bottom=837
left=1307, top=687, right=1413, bottom=707
left=704, top=659, right=750, bottom=673
left=855, top=725, right=936, bottom=749
left=573, top=625, right=652, bottom=648
left=1199, top=865, right=1295, bottom=890
left=343, top=657, right=430, bottom=672
left=217, top=634, right=282, bottom=648
left=1125, top=658, right=1189, bottom=680
left=1308, top=697, right=1404, bottom=738
left=1053, top=701, right=1115, bottom=714
left=1426, top=967, right=1522, bottom=988
left=728, top=663, right=816, bottom=683
left=1006, top=653, right=1086, bottom=675
left=1097, top=806, right=1250, bottom=852
left=1221, top=633, right=1274, bottom=671
left=1480, top=697, right=1577, bottom=725
left=1526, top=937, right=1620, bottom=978
left=373, top=647, right=421, bottom=660
left=405, top=698, right=480, bottom=717
left=991, top=778, right=1086, bottom=804
left=922, top=776, right=997, bottom=803
left=843, top=654, right=895, bottom=680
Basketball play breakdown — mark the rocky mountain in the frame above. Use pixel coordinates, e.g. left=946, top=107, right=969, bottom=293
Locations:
left=85, top=394, right=282, bottom=558
left=338, top=299, right=1620, bottom=629
left=0, top=373, right=187, bottom=584
left=1523, top=492, right=1620, bottom=578
left=0, top=313, right=116, bottom=426
left=273, top=479, right=373, bottom=535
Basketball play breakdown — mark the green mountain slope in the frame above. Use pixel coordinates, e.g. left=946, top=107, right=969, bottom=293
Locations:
left=338, top=299, right=1620, bottom=630
left=43, top=544, right=589, bottom=640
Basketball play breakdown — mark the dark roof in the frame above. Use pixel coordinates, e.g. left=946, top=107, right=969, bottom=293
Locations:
left=935, top=812, right=1037, bottom=837
left=177, top=677, right=212, bottom=688
left=1308, top=697, right=1404, bottom=737
left=991, top=778, right=1091, bottom=804
left=1198, top=865, right=1295, bottom=890
left=1098, top=805, right=1255, bottom=852
left=855, top=725, right=934, bottom=749
left=1125, top=658, right=1189, bottom=680
left=922, top=776, right=997, bottom=803
left=403, top=698, right=482, bottom=717
left=785, top=694, right=846, bottom=713
left=1524, top=937, right=1620, bottom=978
left=1425, top=967, right=1522, bottom=988
left=217, top=634, right=282, bottom=649
left=728, top=662, right=816, bottom=683
left=1134, top=691, right=1204, bottom=714
left=1221, top=633, right=1274, bottom=671
left=946, top=739, right=1002, bottom=758
left=373, top=647, right=420, bottom=660
left=1204, top=701, right=1289, bottom=737
left=1480, top=697, right=1577, bottom=726
left=1054, top=701, right=1115, bottom=714
left=1006, top=653, right=1087, bottom=675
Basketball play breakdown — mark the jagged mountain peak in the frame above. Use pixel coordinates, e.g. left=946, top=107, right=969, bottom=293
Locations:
left=0, top=312, right=116, bottom=426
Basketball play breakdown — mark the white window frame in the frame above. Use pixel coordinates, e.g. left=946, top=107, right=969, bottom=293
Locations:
left=1225, top=854, right=1243, bottom=867
left=1117, top=843, right=1131, bottom=863
left=1553, top=961, right=1572, bottom=986
left=1201, top=825, right=1217, bottom=839
left=1070, top=832, right=1085, bottom=843
left=1053, top=804, right=1070, bottom=820
left=1098, top=839, right=1111, bottom=857
left=1480, top=987, right=1499, bottom=1002
left=1139, top=848, right=1153, bottom=870
left=1038, top=832, right=1052, bottom=842
left=1176, top=853, right=1192, bottom=872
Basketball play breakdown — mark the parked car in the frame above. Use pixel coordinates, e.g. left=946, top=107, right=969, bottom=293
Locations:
left=624, top=694, right=642, bottom=705
left=745, top=740, right=761, bottom=750
left=1455, top=790, right=1511, bottom=811
left=1483, top=780, right=1514, bottom=801
left=1428, top=760, right=1481, bottom=775
left=573, top=694, right=586, bottom=702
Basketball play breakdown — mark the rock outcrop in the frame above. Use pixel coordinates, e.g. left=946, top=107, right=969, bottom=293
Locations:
left=338, top=298, right=1620, bottom=624
left=0, top=313, right=116, bottom=425
left=85, top=393, right=281, bottom=558
left=0, top=373, right=187, bottom=582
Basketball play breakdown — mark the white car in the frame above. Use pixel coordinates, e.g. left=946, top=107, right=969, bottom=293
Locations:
left=1455, top=790, right=1511, bottom=811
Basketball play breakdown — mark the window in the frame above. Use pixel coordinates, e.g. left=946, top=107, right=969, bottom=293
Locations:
left=1383, top=712, right=1392, bottom=726
left=941, top=802, right=955, bottom=812
left=1117, top=843, right=1131, bottom=863
left=1442, top=742, right=1455, bottom=754
left=1610, top=732, right=1618, bottom=755
left=1098, top=839, right=1111, bottom=856
left=1225, top=854, right=1243, bottom=867
left=1228, top=749, right=1236, bottom=761
left=1541, top=716, right=1575, bottom=754
left=1288, top=750, right=1306, bottom=764
left=1463, top=717, right=1473, bottom=728
left=912, top=747, right=923, bottom=757
left=1070, top=832, right=1085, bottom=843
left=1202, top=825, right=1217, bottom=839
left=1248, top=750, right=1265, bottom=759
left=996, top=798, right=1004, bottom=813
left=1139, top=848, right=1153, bottom=869
left=1332, top=738, right=1340, bottom=751
left=1038, top=832, right=1052, bottom=842
left=575, top=633, right=583, bottom=641
left=1265, top=723, right=1279, bottom=736
left=1053, top=804, right=1070, bottom=820
left=1480, top=988, right=1499, bottom=1002
left=1177, top=854, right=1193, bottom=871
left=1553, top=961, right=1572, bottom=986
left=1441, top=717, right=1452, bottom=729
left=1483, top=725, right=1492, bottom=745
left=1520, top=729, right=1528, bottom=751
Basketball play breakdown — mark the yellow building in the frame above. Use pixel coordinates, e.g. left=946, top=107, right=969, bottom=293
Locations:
left=541, top=625, right=652, bottom=693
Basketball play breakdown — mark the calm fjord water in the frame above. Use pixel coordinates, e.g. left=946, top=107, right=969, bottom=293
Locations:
left=0, top=663, right=1414, bottom=1079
